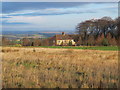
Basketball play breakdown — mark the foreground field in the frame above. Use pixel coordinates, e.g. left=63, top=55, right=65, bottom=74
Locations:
left=1, top=47, right=119, bottom=88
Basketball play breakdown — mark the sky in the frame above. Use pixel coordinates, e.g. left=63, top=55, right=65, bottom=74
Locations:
left=1, top=0, right=119, bottom=2
left=1, top=2, right=118, bottom=32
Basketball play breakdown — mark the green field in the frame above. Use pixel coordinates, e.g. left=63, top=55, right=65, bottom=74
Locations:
left=4, top=45, right=119, bottom=51
left=11, top=45, right=118, bottom=51
left=10, top=41, right=23, bottom=44
left=39, top=46, right=119, bottom=51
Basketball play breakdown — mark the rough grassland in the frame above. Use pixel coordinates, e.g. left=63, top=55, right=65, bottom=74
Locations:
left=1, top=47, right=119, bottom=88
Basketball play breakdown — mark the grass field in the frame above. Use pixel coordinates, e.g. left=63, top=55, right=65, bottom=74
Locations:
left=7, top=45, right=119, bottom=51
left=1, top=47, right=119, bottom=88
left=39, top=46, right=119, bottom=51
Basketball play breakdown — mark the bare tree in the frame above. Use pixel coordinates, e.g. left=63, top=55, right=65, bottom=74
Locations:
left=33, top=39, right=41, bottom=46
left=2, top=37, right=10, bottom=46
left=76, top=16, right=117, bottom=46
left=22, top=38, right=31, bottom=46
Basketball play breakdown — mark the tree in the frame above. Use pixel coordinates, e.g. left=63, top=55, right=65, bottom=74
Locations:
left=95, top=33, right=104, bottom=46
left=61, top=41, right=64, bottom=46
left=22, top=38, right=31, bottom=46
left=33, top=39, right=41, bottom=46
left=76, top=20, right=96, bottom=45
left=68, top=41, right=72, bottom=46
left=41, top=39, right=49, bottom=46
left=76, top=20, right=95, bottom=36
left=2, top=37, right=10, bottom=46
left=101, top=38, right=109, bottom=46
left=95, top=17, right=114, bottom=37
left=106, top=33, right=117, bottom=46
left=76, top=17, right=116, bottom=46
left=115, top=17, right=120, bottom=45
left=87, top=35, right=95, bottom=46
left=76, top=17, right=115, bottom=38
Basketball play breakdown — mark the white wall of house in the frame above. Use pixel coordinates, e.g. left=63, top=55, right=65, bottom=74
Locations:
left=56, top=39, right=75, bottom=45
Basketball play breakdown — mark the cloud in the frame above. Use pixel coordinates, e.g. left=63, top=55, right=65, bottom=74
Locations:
left=2, top=2, right=86, bottom=13
left=2, top=16, right=45, bottom=24
left=4, top=8, right=96, bottom=17
left=2, top=2, right=118, bottom=31
left=2, top=2, right=117, bottom=14
left=2, top=3, right=118, bottom=17
left=2, top=21, right=30, bottom=25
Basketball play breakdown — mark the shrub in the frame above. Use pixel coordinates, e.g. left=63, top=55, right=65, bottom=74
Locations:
left=101, top=38, right=109, bottom=46
left=68, top=41, right=72, bottom=46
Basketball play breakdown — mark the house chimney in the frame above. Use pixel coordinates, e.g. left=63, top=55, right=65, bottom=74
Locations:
left=62, top=32, right=65, bottom=35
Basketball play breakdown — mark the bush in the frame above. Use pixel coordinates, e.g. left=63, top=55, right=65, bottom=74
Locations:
left=68, top=41, right=72, bottom=46
left=101, top=38, right=109, bottom=46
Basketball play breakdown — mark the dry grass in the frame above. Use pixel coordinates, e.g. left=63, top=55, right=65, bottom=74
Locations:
left=1, top=47, right=119, bottom=88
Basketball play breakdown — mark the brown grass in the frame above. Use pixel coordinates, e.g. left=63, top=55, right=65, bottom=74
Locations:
left=1, top=47, right=118, bottom=88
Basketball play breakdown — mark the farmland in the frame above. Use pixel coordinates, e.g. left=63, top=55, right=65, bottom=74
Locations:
left=6, top=46, right=119, bottom=51
left=1, top=47, right=119, bottom=88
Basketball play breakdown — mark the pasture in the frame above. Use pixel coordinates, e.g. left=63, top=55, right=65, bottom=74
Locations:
left=1, top=47, right=119, bottom=88
left=7, top=45, right=119, bottom=51
left=39, top=46, right=119, bottom=51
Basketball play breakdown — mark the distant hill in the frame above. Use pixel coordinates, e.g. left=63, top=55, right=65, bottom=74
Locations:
left=2, top=31, right=75, bottom=40
left=39, top=32, right=75, bottom=37
left=2, top=31, right=39, bottom=35
left=39, top=32, right=61, bottom=37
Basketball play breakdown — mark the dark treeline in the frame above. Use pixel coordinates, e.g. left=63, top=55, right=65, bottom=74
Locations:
left=75, top=16, right=120, bottom=46
left=1, top=37, right=22, bottom=46
left=1, top=37, right=49, bottom=46
left=1, top=37, right=10, bottom=46
left=22, top=38, right=49, bottom=46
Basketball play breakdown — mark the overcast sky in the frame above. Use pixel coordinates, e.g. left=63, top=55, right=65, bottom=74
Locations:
left=1, top=2, right=118, bottom=32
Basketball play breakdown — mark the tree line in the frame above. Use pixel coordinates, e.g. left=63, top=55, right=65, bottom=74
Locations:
left=22, top=38, right=53, bottom=46
left=1, top=37, right=49, bottom=46
left=75, top=16, right=120, bottom=46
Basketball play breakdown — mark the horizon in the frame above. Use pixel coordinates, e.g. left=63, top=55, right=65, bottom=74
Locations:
left=2, top=2, right=118, bottom=32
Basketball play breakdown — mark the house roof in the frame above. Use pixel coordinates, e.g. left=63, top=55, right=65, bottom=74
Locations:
left=48, top=33, right=77, bottom=41
left=55, top=34, right=73, bottom=40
